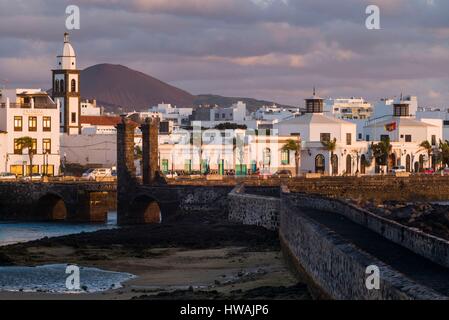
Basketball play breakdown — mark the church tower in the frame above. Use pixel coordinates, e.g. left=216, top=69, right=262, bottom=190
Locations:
left=52, top=32, right=81, bottom=135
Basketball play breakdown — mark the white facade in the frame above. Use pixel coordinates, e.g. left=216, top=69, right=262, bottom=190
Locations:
left=324, top=97, right=373, bottom=120
left=0, top=89, right=60, bottom=176
left=81, top=99, right=102, bottom=116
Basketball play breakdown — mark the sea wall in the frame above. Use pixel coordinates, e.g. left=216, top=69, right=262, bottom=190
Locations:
left=288, top=192, right=449, bottom=269
left=279, top=189, right=445, bottom=300
left=228, top=185, right=280, bottom=231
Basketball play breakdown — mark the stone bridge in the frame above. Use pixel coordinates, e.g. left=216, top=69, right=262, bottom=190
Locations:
left=0, top=182, right=116, bottom=222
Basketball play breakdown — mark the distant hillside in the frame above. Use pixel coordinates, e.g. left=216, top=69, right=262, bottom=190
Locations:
left=194, top=94, right=294, bottom=112
left=79, top=64, right=293, bottom=112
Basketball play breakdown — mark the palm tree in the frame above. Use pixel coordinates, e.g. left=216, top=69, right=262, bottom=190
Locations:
left=16, top=136, right=34, bottom=178
left=437, top=140, right=449, bottom=168
left=282, top=137, right=301, bottom=177
left=321, top=138, right=337, bottom=175
left=419, top=140, right=433, bottom=168
left=371, top=137, right=392, bottom=171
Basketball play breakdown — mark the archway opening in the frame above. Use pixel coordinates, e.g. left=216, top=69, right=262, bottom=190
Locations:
left=346, top=154, right=352, bottom=175
left=406, top=155, right=411, bottom=172
left=315, top=154, right=325, bottom=174
left=360, top=155, right=366, bottom=174
left=130, top=196, right=161, bottom=224
left=36, top=194, right=67, bottom=221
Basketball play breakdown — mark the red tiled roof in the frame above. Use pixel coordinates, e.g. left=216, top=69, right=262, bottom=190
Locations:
left=80, top=116, right=138, bottom=127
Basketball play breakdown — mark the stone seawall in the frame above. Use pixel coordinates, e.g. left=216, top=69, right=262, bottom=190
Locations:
left=279, top=190, right=446, bottom=300
left=289, top=193, right=449, bottom=269
left=228, top=185, right=280, bottom=231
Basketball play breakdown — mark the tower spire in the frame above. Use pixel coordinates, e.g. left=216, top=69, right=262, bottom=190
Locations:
left=64, top=32, right=69, bottom=43
left=313, top=86, right=316, bottom=96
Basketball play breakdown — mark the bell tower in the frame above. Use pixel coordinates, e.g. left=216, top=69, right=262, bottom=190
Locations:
left=52, top=32, right=81, bottom=135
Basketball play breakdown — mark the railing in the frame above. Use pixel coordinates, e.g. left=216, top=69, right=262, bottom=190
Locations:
left=0, top=103, right=57, bottom=109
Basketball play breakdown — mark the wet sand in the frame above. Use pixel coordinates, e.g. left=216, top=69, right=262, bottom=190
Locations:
left=0, top=212, right=310, bottom=300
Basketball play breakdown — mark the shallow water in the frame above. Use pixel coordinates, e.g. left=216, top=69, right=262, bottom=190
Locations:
left=0, top=212, right=117, bottom=247
left=0, top=264, right=135, bottom=293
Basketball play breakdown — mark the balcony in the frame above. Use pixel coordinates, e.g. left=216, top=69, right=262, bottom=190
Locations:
left=0, top=102, right=57, bottom=109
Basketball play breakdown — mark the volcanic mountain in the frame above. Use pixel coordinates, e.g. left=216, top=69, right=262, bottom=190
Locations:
left=80, top=64, right=195, bottom=111
left=80, top=63, right=293, bottom=112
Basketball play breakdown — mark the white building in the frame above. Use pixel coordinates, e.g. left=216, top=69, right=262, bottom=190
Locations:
left=189, top=101, right=250, bottom=128
left=324, top=97, right=373, bottom=120
left=148, top=103, right=192, bottom=127
left=81, top=99, right=102, bottom=116
left=51, top=33, right=80, bottom=135
left=0, top=89, right=60, bottom=176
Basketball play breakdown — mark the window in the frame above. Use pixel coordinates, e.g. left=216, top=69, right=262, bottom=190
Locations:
left=320, top=133, right=331, bottom=142
left=55, top=80, right=59, bottom=93
left=431, top=135, right=436, bottom=146
left=405, top=135, right=412, bottom=142
left=380, top=135, right=389, bottom=142
left=28, top=116, right=37, bottom=132
left=71, top=112, right=77, bottom=123
left=43, top=116, right=51, bottom=131
left=13, top=139, right=22, bottom=154
left=281, top=150, right=290, bottom=165
left=162, top=159, right=169, bottom=173
left=358, top=133, right=362, bottom=140
left=31, top=139, right=37, bottom=154
left=366, top=135, right=370, bottom=141
left=14, top=116, right=22, bottom=131
left=41, top=165, right=54, bottom=176
left=43, top=139, right=51, bottom=154
left=60, top=79, right=64, bottom=93
left=25, top=165, right=39, bottom=175
left=71, top=79, right=76, bottom=93
left=10, top=165, right=23, bottom=177
left=346, top=133, right=352, bottom=145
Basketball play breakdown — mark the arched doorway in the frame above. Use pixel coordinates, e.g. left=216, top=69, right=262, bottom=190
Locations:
left=315, top=154, right=325, bottom=174
left=130, top=195, right=161, bottom=224
left=414, top=161, right=419, bottom=173
left=346, top=154, right=352, bottom=175
left=35, top=194, right=67, bottom=221
left=331, top=154, right=338, bottom=176
left=360, top=155, right=366, bottom=174
left=406, top=155, right=411, bottom=172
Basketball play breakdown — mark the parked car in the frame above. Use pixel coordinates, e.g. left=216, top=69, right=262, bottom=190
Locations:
left=82, top=168, right=112, bottom=181
left=273, top=169, right=293, bottom=178
left=22, top=173, right=43, bottom=181
left=423, top=168, right=435, bottom=175
left=391, top=166, right=406, bottom=174
left=0, top=172, right=17, bottom=181
left=437, top=167, right=449, bottom=176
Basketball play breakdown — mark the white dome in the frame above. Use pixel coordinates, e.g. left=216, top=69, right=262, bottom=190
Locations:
left=61, top=42, right=76, bottom=57
left=57, top=33, right=77, bottom=70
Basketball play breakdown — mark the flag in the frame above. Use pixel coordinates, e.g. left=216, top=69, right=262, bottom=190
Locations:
left=384, top=122, right=397, bottom=132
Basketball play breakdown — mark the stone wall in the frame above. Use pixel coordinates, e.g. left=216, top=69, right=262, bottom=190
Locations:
left=289, top=192, right=449, bottom=269
left=279, top=190, right=446, bottom=300
left=228, top=185, right=280, bottom=231
left=287, top=175, right=449, bottom=202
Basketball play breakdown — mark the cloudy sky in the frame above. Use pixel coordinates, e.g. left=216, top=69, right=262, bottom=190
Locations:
left=0, top=0, right=448, bottom=107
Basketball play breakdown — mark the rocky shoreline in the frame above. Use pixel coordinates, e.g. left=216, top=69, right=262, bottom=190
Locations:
left=356, top=201, right=449, bottom=241
left=0, top=211, right=310, bottom=300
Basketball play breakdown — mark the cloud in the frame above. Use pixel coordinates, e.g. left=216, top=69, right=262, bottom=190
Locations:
left=0, top=0, right=449, bottom=106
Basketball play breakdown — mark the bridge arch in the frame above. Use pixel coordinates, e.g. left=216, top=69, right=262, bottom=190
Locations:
left=35, top=193, right=68, bottom=221
left=129, top=194, right=162, bottom=224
